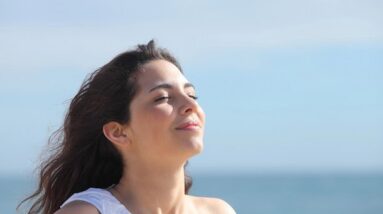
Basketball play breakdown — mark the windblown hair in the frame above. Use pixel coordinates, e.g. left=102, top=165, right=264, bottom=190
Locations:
left=19, top=40, right=193, bottom=214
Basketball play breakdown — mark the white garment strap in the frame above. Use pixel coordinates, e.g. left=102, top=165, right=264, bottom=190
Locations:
left=61, top=188, right=131, bottom=214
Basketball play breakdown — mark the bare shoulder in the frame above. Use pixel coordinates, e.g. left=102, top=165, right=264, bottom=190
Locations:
left=187, top=195, right=236, bottom=214
left=54, top=200, right=100, bottom=214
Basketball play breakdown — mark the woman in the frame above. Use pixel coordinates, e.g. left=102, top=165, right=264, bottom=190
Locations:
left=21, top=40, right=236, bottom=214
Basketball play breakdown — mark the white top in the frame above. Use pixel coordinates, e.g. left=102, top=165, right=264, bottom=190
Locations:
left=61, top=188, right=132, bottom=214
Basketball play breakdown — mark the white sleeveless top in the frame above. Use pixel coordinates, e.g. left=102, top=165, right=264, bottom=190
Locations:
left=61, top=188, right=132, bottom=214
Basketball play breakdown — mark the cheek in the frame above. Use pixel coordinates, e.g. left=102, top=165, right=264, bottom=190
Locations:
left=149, top=105, right=174, bottom=123
left=140, top=105, right=175, bottom=150
left=139, top=105, right=174, bottom=136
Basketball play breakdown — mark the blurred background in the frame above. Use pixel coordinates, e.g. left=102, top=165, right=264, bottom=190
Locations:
left=1, top=0, right=382, bottom=213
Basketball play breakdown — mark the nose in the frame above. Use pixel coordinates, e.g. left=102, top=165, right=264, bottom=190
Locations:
left=179, top=95, right=199, bottom=115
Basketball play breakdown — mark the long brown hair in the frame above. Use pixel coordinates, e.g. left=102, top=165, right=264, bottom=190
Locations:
left=19, top=40, right=193, bottom=214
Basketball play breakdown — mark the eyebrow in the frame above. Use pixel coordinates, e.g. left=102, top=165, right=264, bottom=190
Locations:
left=148, top=83, right=195, bottom=93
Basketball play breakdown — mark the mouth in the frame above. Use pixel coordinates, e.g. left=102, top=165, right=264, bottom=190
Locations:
left=175, top=121, right=201, bottom=131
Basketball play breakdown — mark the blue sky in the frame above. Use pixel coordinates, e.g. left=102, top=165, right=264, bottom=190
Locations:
left=1, top=0, right=382, bottom=175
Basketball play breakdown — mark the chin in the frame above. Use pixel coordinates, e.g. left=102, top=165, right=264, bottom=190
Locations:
left=184, top=139, right=204, bottom=157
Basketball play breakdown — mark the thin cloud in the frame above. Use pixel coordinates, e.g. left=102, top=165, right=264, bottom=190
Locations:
left=1, top=0, right=382, bottom=72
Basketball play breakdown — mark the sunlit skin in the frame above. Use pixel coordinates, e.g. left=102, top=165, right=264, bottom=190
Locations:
left=124, top=59, right=205, bottom=168
left=56, top=60, right=235, bottom=214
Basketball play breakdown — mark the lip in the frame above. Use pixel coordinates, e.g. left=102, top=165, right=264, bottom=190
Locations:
left=175, top=121, right=200, bottom=130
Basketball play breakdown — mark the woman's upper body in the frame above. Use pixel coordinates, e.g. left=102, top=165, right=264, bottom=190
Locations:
left=55, top=58, right=235, bottom=214
left=20, top=41, right=236, bottom=214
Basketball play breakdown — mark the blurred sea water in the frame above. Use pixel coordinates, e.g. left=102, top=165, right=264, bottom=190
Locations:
left=191, top=173, right=383, bottom=214
left=2, top=173, right=383, bottom=214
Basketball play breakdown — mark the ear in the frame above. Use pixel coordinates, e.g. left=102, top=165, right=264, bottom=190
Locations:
left=102, top=121, right=131, bottom=147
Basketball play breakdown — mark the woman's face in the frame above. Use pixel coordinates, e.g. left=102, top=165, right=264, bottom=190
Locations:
left=125, top=59, right=205, bottom=164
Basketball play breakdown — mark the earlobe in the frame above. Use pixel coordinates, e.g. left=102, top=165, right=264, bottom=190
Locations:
left=102, top=122, right=130, bottom=146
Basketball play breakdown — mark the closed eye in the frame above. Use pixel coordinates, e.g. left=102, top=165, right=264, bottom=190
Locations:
left=154, top=96, right=170, bottom=102
left=154, top=94, right=198, bottom=103
left=189, top=95, right=198, bottom=100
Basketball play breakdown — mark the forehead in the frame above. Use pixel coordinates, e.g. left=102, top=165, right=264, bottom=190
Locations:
left=136, top=59, right=188, bottom=90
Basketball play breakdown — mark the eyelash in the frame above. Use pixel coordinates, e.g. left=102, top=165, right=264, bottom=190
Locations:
left=189, top=95, right=198, bottom=100
left=154, top=96, right=170, bottom=102
left=154, top=95, right=198, bottom=102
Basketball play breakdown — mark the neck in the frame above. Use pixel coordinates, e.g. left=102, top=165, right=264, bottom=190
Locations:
left=113, top=162, right=189, bottom=214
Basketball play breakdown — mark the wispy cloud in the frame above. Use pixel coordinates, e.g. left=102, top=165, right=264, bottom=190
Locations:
left=1, top=0, right=382, bottom=72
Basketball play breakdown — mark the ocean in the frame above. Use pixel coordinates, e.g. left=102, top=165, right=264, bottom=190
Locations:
left=2, top=173, right=383, bottom=214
